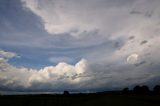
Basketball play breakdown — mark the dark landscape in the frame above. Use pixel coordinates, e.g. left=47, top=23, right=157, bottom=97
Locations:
left=0, top=85, right=160, bottom=106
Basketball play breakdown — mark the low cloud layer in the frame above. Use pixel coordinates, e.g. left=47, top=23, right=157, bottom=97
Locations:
left=0, top=50, right=90, bottom=91
left=0, top=49, right=160, bottom=93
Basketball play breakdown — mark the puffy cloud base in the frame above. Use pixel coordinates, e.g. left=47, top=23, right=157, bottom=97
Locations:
left=0, top=50, right=90, bottom=91
left=0, top=50, right=160, bottom=93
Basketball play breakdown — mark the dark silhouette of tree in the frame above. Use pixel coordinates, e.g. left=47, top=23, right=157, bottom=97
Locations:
left=122, top=87, right=129, bottom=94
left=63, top=91, right=70, bottom=95
left=133, top=85, right=150, bottom=94
left=141, top=85, right=150, bottom=94
left=133, top=85, right=141, bottom=94
left=153, top=85, right=160, bottom=94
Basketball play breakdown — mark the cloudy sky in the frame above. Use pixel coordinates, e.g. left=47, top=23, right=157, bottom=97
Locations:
left=0, top=0, right=160, bottom=94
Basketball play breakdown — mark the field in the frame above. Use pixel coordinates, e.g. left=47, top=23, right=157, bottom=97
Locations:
left=0, top=93, right=160, bottom=106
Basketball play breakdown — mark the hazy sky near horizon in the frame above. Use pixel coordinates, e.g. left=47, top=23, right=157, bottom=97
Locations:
left=0, top=0, right=160, bottom=93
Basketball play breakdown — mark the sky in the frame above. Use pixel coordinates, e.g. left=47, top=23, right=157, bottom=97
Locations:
left=0, top=0, right=160, bottom=94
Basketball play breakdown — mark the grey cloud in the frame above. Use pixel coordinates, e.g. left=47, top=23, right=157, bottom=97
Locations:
left=144, top=11, right=154, bottom=17
left=140, top=40, right=148, bottom=45
left=130, top=10, right=153, bottom=17
left=130, top=10, right=142, bottom=15
left=0, top=50, right=17, bottom=59
left=135, top=61, right=147, bottom=67
left=128, top=36, right=135, bottom=40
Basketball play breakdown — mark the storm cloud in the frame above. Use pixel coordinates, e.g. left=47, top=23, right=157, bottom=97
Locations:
left=0, top=0, right=160, bottom=93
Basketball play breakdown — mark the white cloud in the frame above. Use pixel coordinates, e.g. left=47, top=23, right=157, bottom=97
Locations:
left=21, top=0, right=160, bottom=39
left=127, top=54, right=139, bottom=64
left=0, top=50, right=90, bottom=90
left=0, top=50, right=17, bottom=60
left=21, top=0, right=134, bottom=37
left=0, top=49, right=160, bottom=92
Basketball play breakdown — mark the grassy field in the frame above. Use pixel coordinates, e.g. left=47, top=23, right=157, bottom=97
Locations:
left=0, top=93, right=160, bottom=106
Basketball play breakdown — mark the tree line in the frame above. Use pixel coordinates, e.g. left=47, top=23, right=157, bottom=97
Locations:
left=122, top=85, right=160, bottom=94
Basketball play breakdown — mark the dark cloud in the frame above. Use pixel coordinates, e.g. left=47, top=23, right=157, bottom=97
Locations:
left=130, top=10, right=142, bottom=15
left=144, top=11, right=154, bottom=17
left=135, top=61, right=147, bottom=67
left=130, top=10, right=153, bottom=18
left=128, top=36, right=135, bottom=40
left=114, top=42, right=121, bottom=48
left=140, top=40, right=148, bottom=45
